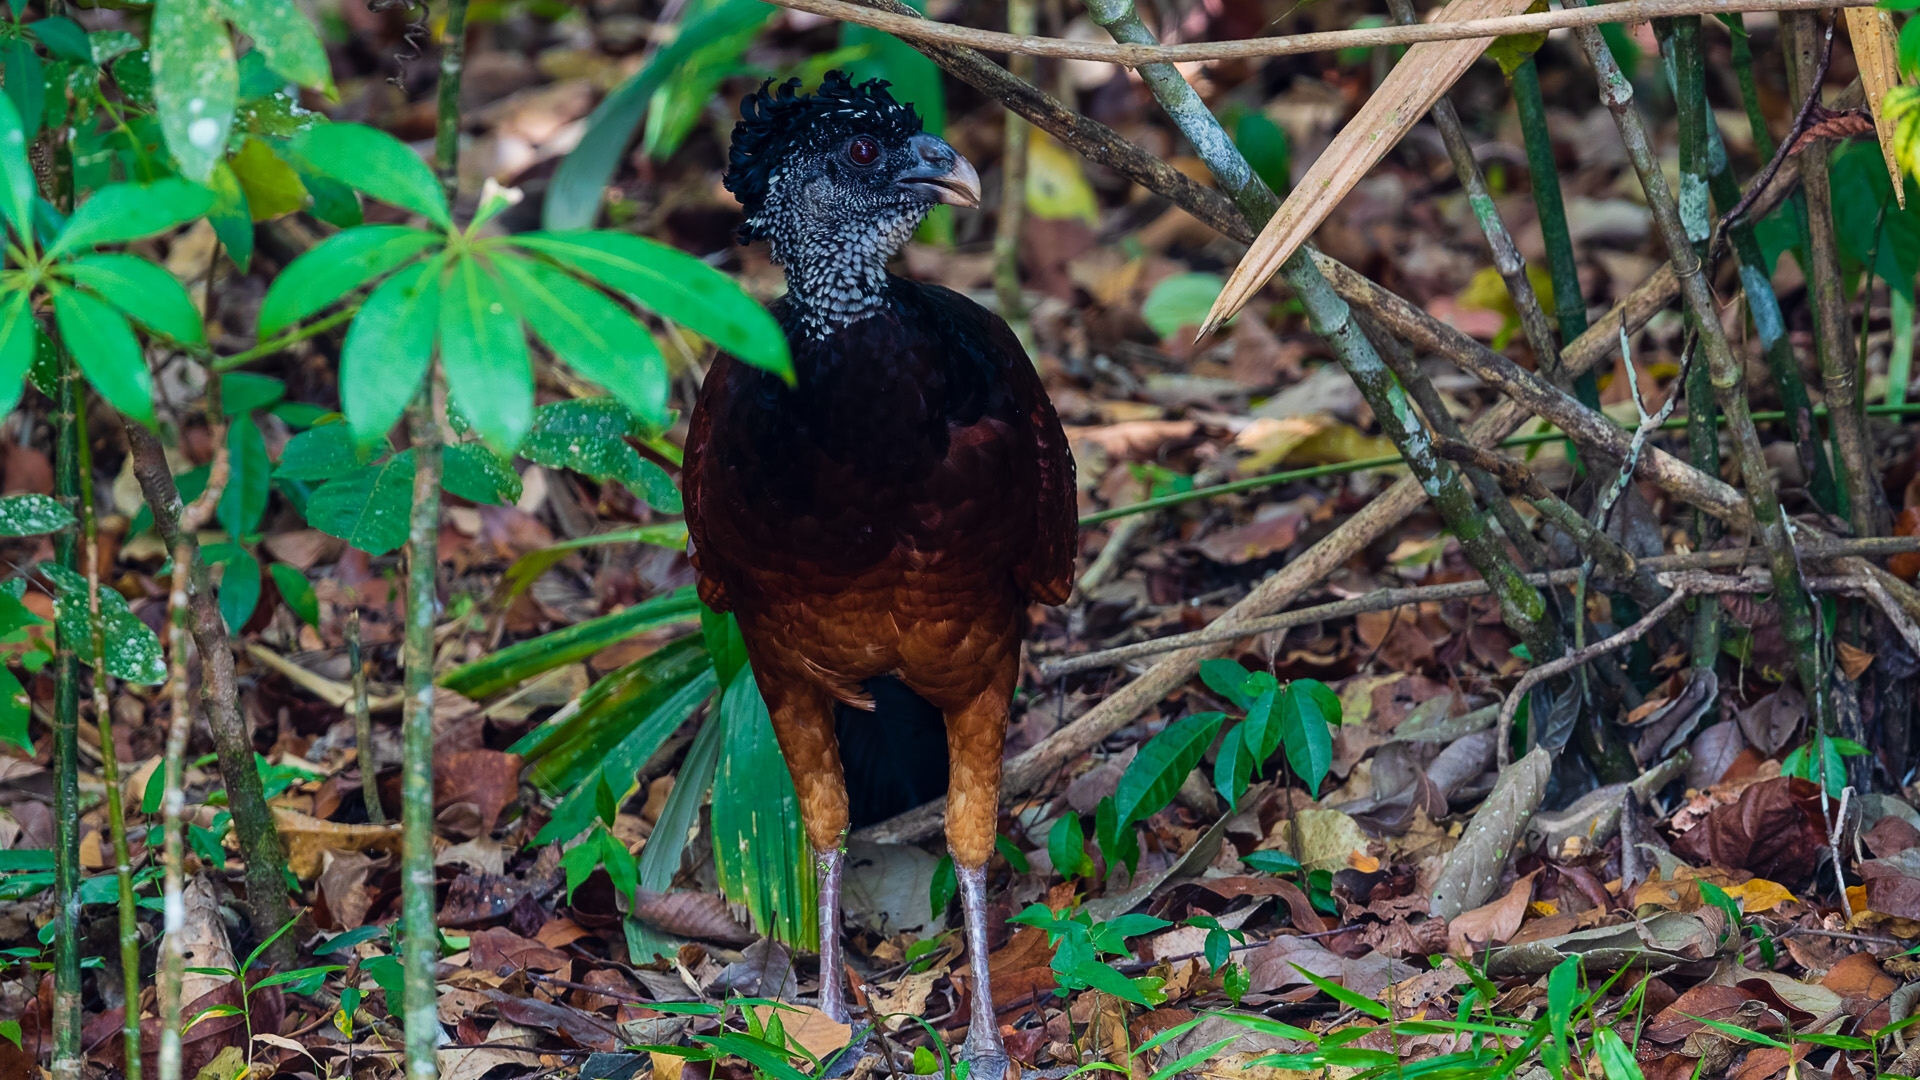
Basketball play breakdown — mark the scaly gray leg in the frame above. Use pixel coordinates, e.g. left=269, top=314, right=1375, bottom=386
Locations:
left=955, top=860, right=1009, bottom=1080
left=818, top=846, right=849, bottom=1024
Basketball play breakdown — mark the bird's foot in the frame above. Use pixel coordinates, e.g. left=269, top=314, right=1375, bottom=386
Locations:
left=957, top=1031, right=1012, bottom=1080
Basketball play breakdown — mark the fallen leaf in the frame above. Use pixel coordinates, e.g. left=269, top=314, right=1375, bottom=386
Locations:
left=1735, top=686, right=1804, bottom=756
left=1448, top=871, right=1536, bottom=955
left=433, top=748, right=523, bottom=836
left=1670, top=777, right=1825, bottom=886
left=745, top=1004, right=849, bottom=1060
left=1243, top=933, right=1347, bottom=993
left=1839, top=641, right=1875, bottom=680
left=316, top=849, right=381, bottom=930
left=1431, top=747, right=1550, bottom=920
left=630, top=890, right=756, bottom=946
left=273, top=808, right=401, bottom=879
left=842, top=840, right=945, bottom=939
left=1263, top=809, right=1370, bottom=874
left=867, top=967, right=941, bottom=1029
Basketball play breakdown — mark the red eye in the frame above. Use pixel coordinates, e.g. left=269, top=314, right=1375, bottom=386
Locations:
left=848, top=137, right=881, bottom=166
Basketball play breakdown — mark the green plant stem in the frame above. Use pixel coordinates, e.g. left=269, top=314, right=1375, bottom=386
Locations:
left=993, top=0, right=1035, bottom=320
left=1785, top=11, right=1886, bottom=537
left=349, top=609, right=383, bottom=824
left=50, top=344, right=83, bottom=1080
left=1083, top=0, right=1561, bottom=664
left=400, top=385, right=444, bottom=1080
left=1568, top=2, right=1824, bottom=705
left=435, top=0, right=472, bottom=198
left=210, top=306, right=358, bottom=373
left=75, top=396, right=141, bottom=1079
left=157, top=535, right=193, bottom=1080
left=1513, top=58, right=1593, bottom=389
left=1892, top=287, right=1915, bottom=408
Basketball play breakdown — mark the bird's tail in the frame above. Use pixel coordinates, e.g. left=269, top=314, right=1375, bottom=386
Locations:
left=834, top=676, right=951, bottom=829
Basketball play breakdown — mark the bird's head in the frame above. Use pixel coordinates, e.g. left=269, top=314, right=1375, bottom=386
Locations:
left=724, top=72, right=980, bottom=331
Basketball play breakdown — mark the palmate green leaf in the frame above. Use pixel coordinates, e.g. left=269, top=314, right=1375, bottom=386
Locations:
left=493, top=253, right=669, bottom=426
left=48, top=180, right=216, bottom=258
left=40, top=563, right=167, bottom=684
left=0, top=294, right=32, bottom=417
left=521, top=398, right=678, bottom=511
left=1113, top=711, right=1225, bottom=825
left=51, top=286, right=155, bottom=427
left=305, top=449, right=416, bottom=556
left=511, top=232, right=790, bottom=379
left=269, top=562, right=318, bottom=627
left=289, top=124, right=450, bottom=230
left=0, top=94, right=34, bottom=239
left=341, top=261, right=439, bottom=446
left=219, top=417, right=270, bottom=539
left=212, top=0, right=333, bottom=93
left=442, top=442, right=522, bottom=506
left=638, top=700, right=723, bottom=892
left=0, top=666, right=29, bottom=752
left=0, top=494, right=75, bottom=536
left=259, top=225, right=440, bottom=335
left=443, top=257, right=533, bottom=454
left=61, top=254, right=205, bottom=345
left=148, top=0, right=237, bottom=183
left=711, top=662, right=817, bottom=949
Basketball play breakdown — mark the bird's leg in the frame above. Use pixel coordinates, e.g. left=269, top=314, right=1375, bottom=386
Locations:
left=954, top=858, right=1010, bottom=1080
left=816, top=844, right=850, bottom=1025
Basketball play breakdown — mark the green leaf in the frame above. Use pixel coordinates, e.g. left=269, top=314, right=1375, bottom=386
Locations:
left=147, top=0, right=237, bottom=183
left=0, top=494, right=75, bottom=536
left=48, top=180, right=216, bottom=258
left=520, top=398, right=673, bottom=507
left=304, top=450, right=417, bottom=556
left=511, top=231, right=791, bottom=379
left=441, top=257, right=532, bottom=454
left=0, top=294, right=31, bottom=418
left=288, top=123, right=451, bottom=230
left=61, top=254, right=206, bottom=345
left=212, top=547, right=260, bottom=630
left=638, top=700, right=723, bottom=892
left=710, top=666, right=818, bottom=948
left=1240, top=686, right=1280, bottom=764
left=268, top=563, right=318, bottom=627
left=1290, top=962, right=1390, bottom=1019
left=340, top=260, right=440, bottom=446
left=601, top=827, right=638, bottom=901
left=442, top=442, right=522, bottom=506
left=1094, top=793, right=1140, bottom=877
left=361, top=953, right=403, bottom=1002
left=211, top=0, right=332, bottom=92
left=995, top=834, right=1029, bottom=873
left=1242, top=850, right=1302, bottom=876
left=0, top=93, right=35, bottom=238
left=1543, top=955, right=1577, bottom=1076
left=1066, top=959, right=1153, bottom=1005
left=1048, top=812, right=1092, bottom=879
left=0, top=667, right=29, bottom=753
left=219, top=418, right=271, bottom=539
left=276, top=421, right=375, bottom=480
left=1232, top=110, right=1291, bottom=196
left=1142, top=273, right=1228, bottom=339
left=251, top=963, right=346, bottom=991
left=185, top=1003, right=245, bottom=1033
left=929, top=854, right=956, bottom=919
left=40, top=562, right=167, bottom=684
left=1278, top=682, right=1334, bottom=795
left=31, top=18, right=95, bottom=65
left=561, top=833, right=601, bottom=903
left=52, top=286, right=155, bottom=427
left=1198, top=658, right=1253, bottom=710
left=3, top=40, right=42, bottom=142
left=1112, top=711, right=1225, bottom=826
left=0, top=1017, right=19, bottom=1050
left=1591, top=1028, right=1646, bottom=1080
left=207, top=161, right=255, bottom=271
left=492, top=523, right=686, bottom=609
left=542, top=0, right=776, bottom=231
left=446, top=586, right=700, bottom=700
left=221, top=372, right=286, bottom=416
left=494, top=253, right=669, bottom=425
left=313, top=925, right=386, bottom=954
left=1296, top=677, right=1343, bottom=726
left=258, top=225, right=440, bottom=335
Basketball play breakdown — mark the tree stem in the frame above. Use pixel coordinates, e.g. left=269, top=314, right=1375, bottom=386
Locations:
left=157, top=534, right=194, bottom=1080
left=992, top=0, right=1035, bottom=321
left=50, top=343, right=82, bottom=1080
left=400, top=385, right=444, bottom=1080
left=434, top=0, right=472, bottom=198
left=349, top=609, right=384, bottom=824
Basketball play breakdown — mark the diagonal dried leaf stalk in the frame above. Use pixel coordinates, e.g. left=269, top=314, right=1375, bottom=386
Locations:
left=1846, top=6, right=1906, bottom=207
left=1201, top=0, right=1535, bottom=334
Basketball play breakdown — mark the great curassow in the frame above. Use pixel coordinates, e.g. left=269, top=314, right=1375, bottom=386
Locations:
left=683, top=73, right=1076, bottom=1077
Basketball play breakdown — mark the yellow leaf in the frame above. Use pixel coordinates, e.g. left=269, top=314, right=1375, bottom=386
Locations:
left=1291, top=422, right=1400, bottom=466
left=1026, top=133, right=1100, bottom=227
left=1846, top=7, right=1906, bottom=208
left=229, top=138, right=307, bottom=222
left=1234, top=415, right=1327, bottom=474
left=1725, top=877, right=1797, bottom=914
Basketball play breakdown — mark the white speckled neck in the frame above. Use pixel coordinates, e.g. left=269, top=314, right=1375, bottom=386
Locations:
left=756, top=174, right=929, bottom=339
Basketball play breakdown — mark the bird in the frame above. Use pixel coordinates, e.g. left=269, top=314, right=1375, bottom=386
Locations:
left=683, top=72, right=1076, bottom=1079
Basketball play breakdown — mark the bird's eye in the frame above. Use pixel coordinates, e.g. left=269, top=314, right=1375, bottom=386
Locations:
left=847, top=137, right=881, bottom=166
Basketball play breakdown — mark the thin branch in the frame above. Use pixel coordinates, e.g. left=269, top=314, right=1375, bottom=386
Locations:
left=769, top=0, right=1871, bottom=65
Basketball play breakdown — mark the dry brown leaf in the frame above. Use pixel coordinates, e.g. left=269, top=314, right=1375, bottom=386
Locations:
left=179, top=875, right=236, bottom=1006
left=866, top=967, right=941, bottom=1029
left=1447, top=871, right=1535, bottom=955
left=746, top=1004, right=851, bottom=1060
left=1430, top=747, right=1550, bottom=920
left=1839, top=641, right=1875, bottom=680
left=273, top=808, right=401, bottom=879
left=1845, top=7, right=1906, bottom=207
left=1203, top=0, right=1538, bottom=331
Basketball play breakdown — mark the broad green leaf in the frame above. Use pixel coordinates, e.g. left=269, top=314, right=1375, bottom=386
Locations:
left=710, top=665, right=818, bottom=948
left=0, top=667, right=28, bottom=752
left=1094, top=794, right=1140, bottom=877
left=1066, top=959, right=1152, bottom=1004
left=213, top=546, right=261, bottom=630
left=453, top=587, right=700, bottom=700
left=0, top=93, right=34, bottom=237
left=1113, top=711, right=1225, bottom=825
left=1198, top=658, right=1253, bottom=709
left=1212, top=723, right=1253, bottom=809
left=1278, top=682, right=1334, bottom=795
left=511, top=231, right=791, bottom=379
left=1591, top=1029, right=1646, bottom=1080
left=1143, top=273, right=1229, bottom=339
left=638, top=700, right=723, bottom=891
left=258, top=225, right=439, bottom=335
left=0, top=293, right=38, bottom=417
left=520, top=398, right=676, bottom=509
left=89, top=31, right=142, bottom=67
left=219, top=418, right=270, bottom=539
left=40, top=562, right=167, bottom=684
left=276, top=420, right=374, bottom=480
left=1048, top=811, right=1092, bottom=879
left=1149, top=1036, right=1238, bottom=1080
left=206, top=160, right=255, bottom=272
left=0, top=494, right=75, bottom=536
left=52, top=286, right=155, bottom=427
left=494, top=254, right=669, bottom=425
left=0, top=589, right=48, bottom=637
left=228, top=137, right=306, bottom=221
left=305, top=450, right=416, bottom=556
left=148, top=0, right=237, bottom=184
left=1296, top=677, right=1343, bottom=726
left=1233, top=110, right=1291, bottom=197
left=4, top=40, right=42, bottom=142
left=289, top=123, right=450, bottom=230
left=63, top=253, right=206, bottom=345
left=31, top=18, right=95, bottom=65
left=340, top=261, right=439, bottom=446
left=928, top=854, right=956, bottom=919
left=441, top=257, right=532, bottom=454
left=0, top=1017, right=19, bottom=1052
left=48, top=180, right=216, bottom=258
left=442, top=442, right=522, bottom=506
left=1241, top=686, right=1280, bottom=763
left=1243, top=849, right=1302, bottom=876
left=268, top=562, right=318, bottom=627
left=212, top=0, right=333, bottom=92
left=221, top=372, right=285, bottom=415
left=643, top=0, right=767, bottom=161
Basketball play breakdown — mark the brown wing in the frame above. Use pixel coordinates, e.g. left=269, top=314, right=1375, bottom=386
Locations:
left=979, top=310, right=1077, bottom=606
left=681, top=356, right=731, bottom=614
